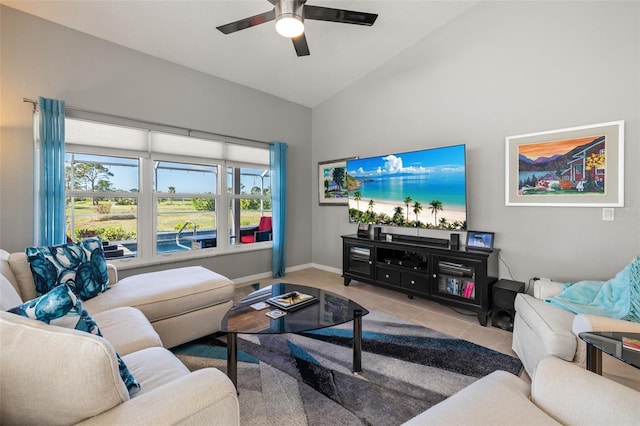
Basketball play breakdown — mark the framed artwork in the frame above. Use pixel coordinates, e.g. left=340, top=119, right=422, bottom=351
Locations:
left=505, top=121, right=624, bottom=207
left=318, top=158, right=354, bottom=205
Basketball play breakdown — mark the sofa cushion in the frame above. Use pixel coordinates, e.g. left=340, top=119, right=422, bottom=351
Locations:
left=84, top=266, right=234, bottom=322
left=93, top=307, right=163, bottom=356
left=7, top=284, right=140, bottom=396
left=122, top=347, right=191, bottom=397
left=8, top=283, right=100, bottom=329
left=8, top=252, right=37, bottom=301
left=26, top=237, right=109, bottom=299
left=1, top=274, right=23, bottom=311
left=0, top=249, right=21, bottom=297
left=0, top=311, right=129, bottom=425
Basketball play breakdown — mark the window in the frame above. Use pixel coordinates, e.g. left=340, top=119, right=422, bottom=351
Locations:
left=154, top=160, right=219, bottom=254
left=65, top=153, right=139, bottom=259
left=228, top=167, right=272, bottom=245
left=60, top=115, right=271, bottom=266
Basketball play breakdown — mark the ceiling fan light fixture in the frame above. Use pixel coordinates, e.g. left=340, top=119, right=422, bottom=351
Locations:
left=276, top=15, right=304, bottom=37
left=275, top=1, right=304, bottom=38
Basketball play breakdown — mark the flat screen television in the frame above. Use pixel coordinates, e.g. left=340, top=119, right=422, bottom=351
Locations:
left=347, top=144, right=467, bottom=230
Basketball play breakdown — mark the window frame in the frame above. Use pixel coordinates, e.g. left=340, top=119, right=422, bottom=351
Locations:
left=58, top=115, right=272, bottom=269
left=152, top=156, right=222, bottom=257
left=227, top=164, right=272, bottom=246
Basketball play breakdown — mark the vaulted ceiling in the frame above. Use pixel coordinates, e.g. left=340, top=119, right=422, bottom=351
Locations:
left=2, top=1, right=478, bottom=107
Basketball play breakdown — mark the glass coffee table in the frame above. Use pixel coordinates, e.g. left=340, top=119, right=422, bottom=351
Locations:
left=220, top=283, right=369, bottom=390
left=579, top=331, right=640, bottom=374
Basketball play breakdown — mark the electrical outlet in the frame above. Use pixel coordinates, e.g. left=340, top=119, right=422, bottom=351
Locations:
left=602, top=208, right=615, bottom=221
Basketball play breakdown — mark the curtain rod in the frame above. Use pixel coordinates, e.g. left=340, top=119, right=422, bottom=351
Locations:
left=22, top=97, right=272, bottom=146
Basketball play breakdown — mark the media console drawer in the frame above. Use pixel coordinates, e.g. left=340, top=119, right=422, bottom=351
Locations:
left=376, top=266, right=401, bottom=286
left=401, top=272, right=429, bottom=292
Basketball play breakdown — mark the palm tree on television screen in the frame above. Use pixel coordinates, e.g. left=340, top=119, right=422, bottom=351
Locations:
left=404, top=196, right=412, bottom=222
left=413, top=201, right=422, bottom=224
left=429, top=200, right=443, bottom=226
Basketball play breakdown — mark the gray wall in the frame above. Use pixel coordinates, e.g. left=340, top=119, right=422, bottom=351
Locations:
left=0, top=6, right=312, bottom=280
left=312, top=1, right=640, bottom=282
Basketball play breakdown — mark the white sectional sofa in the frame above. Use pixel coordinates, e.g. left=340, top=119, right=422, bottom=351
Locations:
left=0, top=248, right=239, bottom=424
left=1, top=249, right=235, bottom=348
left=0, top=307, right=239, bottom=425
left=512, top=278, right=640, bottom=378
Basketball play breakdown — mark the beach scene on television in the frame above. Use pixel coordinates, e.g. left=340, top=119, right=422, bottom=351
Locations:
left=347, top=144, right=467, bottom=230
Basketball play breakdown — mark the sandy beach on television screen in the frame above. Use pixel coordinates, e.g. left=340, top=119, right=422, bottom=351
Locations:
left=350, top=198, right=466, bottom=225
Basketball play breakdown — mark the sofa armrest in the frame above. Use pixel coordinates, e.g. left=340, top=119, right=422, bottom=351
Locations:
left=402, top=371, right=560, bottom=425
left=107, top=263, right=118, bottom=286
left=77, top=368, right=239, bottom=425
left=532, top=357, right=640, bottom=425
left=572, top=314, right=640, bottom=335
left=533, top=279, right=565, bottom=300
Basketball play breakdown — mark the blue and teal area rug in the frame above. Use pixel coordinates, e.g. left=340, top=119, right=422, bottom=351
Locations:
left=172, top=310, right=523, bottom=426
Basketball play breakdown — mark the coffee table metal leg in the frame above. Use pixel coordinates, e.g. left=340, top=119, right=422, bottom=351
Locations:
left=227, top=333, right=238, bottom=391
left=353, top=309, right=363, bottom=373
left=586, top=341, right=603, bottom=375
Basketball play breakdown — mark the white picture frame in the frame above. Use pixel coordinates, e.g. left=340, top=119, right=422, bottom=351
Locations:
left=505, top=121, right=624, bottom=207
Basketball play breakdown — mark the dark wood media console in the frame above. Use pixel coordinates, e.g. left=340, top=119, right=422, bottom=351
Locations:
left=342, top=233, right=499, bottom=326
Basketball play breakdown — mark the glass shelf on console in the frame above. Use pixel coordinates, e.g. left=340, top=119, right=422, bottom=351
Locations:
left=436, top=260, right=477, bottom=301
left=376, top=247, right=428, bottom=271
left=343, top=239, right=375, bottom=284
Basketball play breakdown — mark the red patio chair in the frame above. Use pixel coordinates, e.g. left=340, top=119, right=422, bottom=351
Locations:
left=240, top=216, right=272, bottom=243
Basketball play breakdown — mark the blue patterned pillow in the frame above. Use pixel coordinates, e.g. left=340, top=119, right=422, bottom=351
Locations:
left=26, top=237, right=109, bottom=300
left=7, top=284, right=140, bottom=396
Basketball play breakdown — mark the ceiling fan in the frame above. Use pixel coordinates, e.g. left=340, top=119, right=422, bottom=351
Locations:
left=216, top=0, right=378, bottom=57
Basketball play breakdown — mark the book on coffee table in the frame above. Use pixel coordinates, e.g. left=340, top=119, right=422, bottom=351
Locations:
left=266, top=291, right=318, bottom=311
left=622, top=336, right=640, bottom=352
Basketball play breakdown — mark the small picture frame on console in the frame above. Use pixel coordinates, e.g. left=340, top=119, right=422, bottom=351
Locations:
left=466, top=231, right=494, bottom=251
left=357, top=223, right=369, bottom=238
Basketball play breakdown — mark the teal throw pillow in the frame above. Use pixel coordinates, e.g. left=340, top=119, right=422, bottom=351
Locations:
left=7, top=284, right=140, bottom=396
left=26, top=237, right=109, bottom=300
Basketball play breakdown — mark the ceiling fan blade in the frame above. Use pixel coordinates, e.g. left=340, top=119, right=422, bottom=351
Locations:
left=292, top=33, right=310, bottom=57
left=303, top=5, right=378, bottom=26
left=216, top=9, right=276, bottom=34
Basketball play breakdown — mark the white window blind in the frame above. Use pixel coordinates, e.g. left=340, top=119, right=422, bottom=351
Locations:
left=62, top=117, right=269, bottom=165
left=65, top=117, right=148, bottom=151
left=151, top=132, right=225, bottom=160
left=226, top=144, right=269, bottom=165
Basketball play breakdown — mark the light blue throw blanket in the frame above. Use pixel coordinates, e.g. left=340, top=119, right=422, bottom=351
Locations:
left=545, top=255, right=640, bottom=323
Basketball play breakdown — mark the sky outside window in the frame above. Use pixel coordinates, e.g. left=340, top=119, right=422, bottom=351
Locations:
left=66, top=154, right=269, bottom=194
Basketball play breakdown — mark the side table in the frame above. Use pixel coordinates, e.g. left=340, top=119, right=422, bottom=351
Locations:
left=578, top=331, right=640, bottom=374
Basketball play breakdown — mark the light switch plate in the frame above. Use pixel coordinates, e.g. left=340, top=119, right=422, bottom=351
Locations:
left=602, top=208, right=615, bottom=221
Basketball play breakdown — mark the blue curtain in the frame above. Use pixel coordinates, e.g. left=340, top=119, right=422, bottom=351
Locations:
left=269, top=142, right=287, bottom=278
left=37, top=97, right=66, bottom=246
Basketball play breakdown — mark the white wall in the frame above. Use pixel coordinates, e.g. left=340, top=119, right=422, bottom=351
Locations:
left=0, top=6, right=312, bottom=280
left=312, top=1, right=640, bottom=282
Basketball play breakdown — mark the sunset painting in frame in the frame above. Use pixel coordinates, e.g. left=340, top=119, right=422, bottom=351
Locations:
left=505, top=121, right=624, bottom=207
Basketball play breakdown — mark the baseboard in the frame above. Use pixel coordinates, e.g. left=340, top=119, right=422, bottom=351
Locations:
left=309, top=263, right=341, bottom=275
left=232, top=272, right=273, bottom=287
left=232, top=262, right=339, bottom=286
